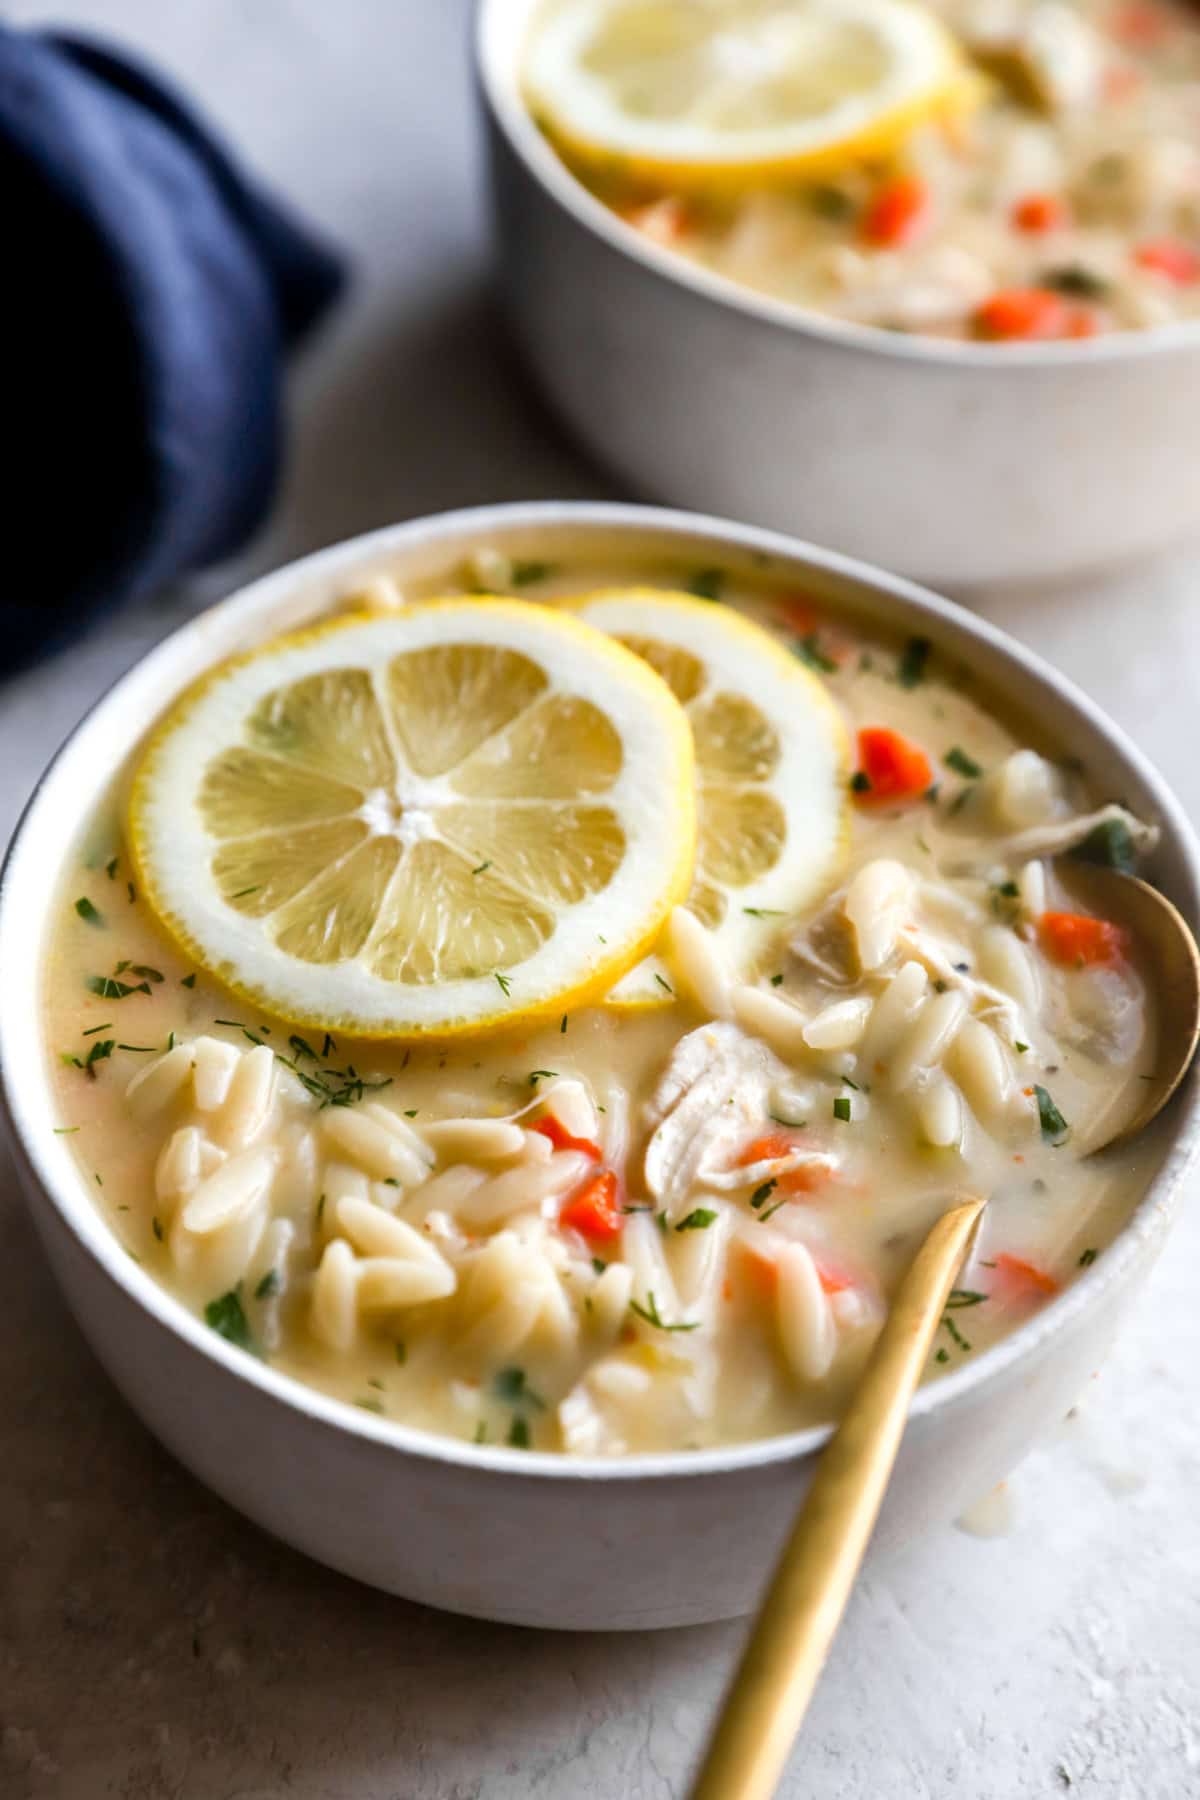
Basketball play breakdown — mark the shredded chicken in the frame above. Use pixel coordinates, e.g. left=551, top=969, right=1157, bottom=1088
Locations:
left=642, top=1023, right=788, bottom=1217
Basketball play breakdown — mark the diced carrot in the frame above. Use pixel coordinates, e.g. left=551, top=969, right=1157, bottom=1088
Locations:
left=559, top=1169, right=623, bottom=1242
left=1102, top=62, right=1143, bottom=101
left=1064, top=307, right=1100, bottom=339
left=1134, top=238, right=1200, bottom=285
left=854, top=727, right=933, bottom=806
left=1112, top=0, right=1170, bottom=43
left=1012, top=193, right=1066, bottom=234
left=532, top=1115, right=603, bottom=1160
left=775, top=594, right=821, bottom=636
left=737, top=1131, right=829, bottom=1196
left=973, top=288, right=1073, bottom=340
left=992, top=1252, right=1060, bottom=1301
left=813, top=1259, right=854, bottom=1295
left=619, top=196, right=691, bottom=245
left=1038, top=910, right=1130, bottom=967
left=862, top=174, right=929, bottom=247
left=739, top=1241, right=780, bottom=1298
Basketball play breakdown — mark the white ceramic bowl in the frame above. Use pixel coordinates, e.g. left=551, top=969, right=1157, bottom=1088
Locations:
left=2, top=502, right=1198, bottom=1631
left=476, top=0, right=1200, bottom=589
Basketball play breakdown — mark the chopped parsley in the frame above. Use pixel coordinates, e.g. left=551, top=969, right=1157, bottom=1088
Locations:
left=654, top=972, right=674, bottom=995
left=809, top=183, right=855, bottom=221
left=592, top=1257, right=607, bottom=1275
left=630, top=1290, right=699, bottom=1332
left=181, top=972, right=197, bottom=989
left=511, top=560, right=555, bottom=586
left=229, top=885, right=260, bottom=901
left=1041, top=264, right=1110, bottom=299
left=86, top=971, right=151, bottom=1000
left=743, top=907, right=783, bottom=918
left=833, top=1095, right=852, bottom=1122
left=528, top=1069, right=558, bottom=1085
left=1034, top=1084, right=1070, bottom=1144
left=492, top=1366, right=546, bottom=1410
left=940, top=1313, right=972, bottom=1353
left=945, top=1288, right=986, bottom=1310
left=850, top=771, right=871, bottom=794
left=945, top=746, right=983, bottom=779
left=770, top=972, right=784, bottom=986
left=686, top=566, right=725, bottom=601
left=560, top=1014, right=568, bottom=1034
left=356, top=1396, right=385, bottom=1414
left=750, top=1179, right=777, bottom=1210
left=151, top=1216, right=164, bottom=1242
left=676, top=1208, right=718, bottom=1232
left=1014, top=1040, right=1029, bottom=1055
left=507, top=1415, right=532, bottom=1449
left=105, top=857, right=119, bottom=880
left=897, top=635, right=931, bottom=689
left=394, top=1341, right=408, bottom=1363
left=254, top=1269, right=279, bottom=1299
left=74, top=896, right=104, bottom=926
left=1078, top=1247, right=1098, bottom=1267
left=797, top=633, right=837, bottom=675
left=471, top=861, right=492, bottom=876
left=204, top=1288, right=254, bottom=1353
left=1069, top=816, right=1137, bottom=876
left=494, top=972, right=512, bottom=997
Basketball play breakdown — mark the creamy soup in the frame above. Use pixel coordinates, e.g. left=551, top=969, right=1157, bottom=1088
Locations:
left=43, top=553, right=1162, bottom=1454
left=537, top=0, right=1200, bottom=339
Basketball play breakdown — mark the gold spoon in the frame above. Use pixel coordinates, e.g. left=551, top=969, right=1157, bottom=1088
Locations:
left=691, top=867, right=1199, bottom=1800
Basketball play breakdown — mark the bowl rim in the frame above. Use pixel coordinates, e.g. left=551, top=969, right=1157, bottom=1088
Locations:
left=3, top=498, right=1199, bottom=1486
left=474, top=0, right=1200, bottom=371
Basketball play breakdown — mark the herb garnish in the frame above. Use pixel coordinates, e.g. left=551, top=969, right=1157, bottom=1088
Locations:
left=276, top=1049, right=393, bottom=1109
left=560, top=1014, right=568, bottom=1033
left=630, top=1290, right=699, bottom=1332
left=941, top=1313, right=972, bottom=1353
left=750, top=1179, right=777, bottom=1210
left=676, top=1208, right=718, bottom=1232
left=493, top=1366, right=545, bottom=1409
left=204, top=1288, right=254, bottom=1352
left=833, top=1095, right=852, bottom=1122
left=254, top=1269, right=279, bottom=1299
left=654, top=972, right=674, bottom=995
left=897, top=636, right=931, bottom=688
left=743, top=907, right=783, bottom=918
left=1069, top=817, right=1136, bottom=875
left=945, top=746, right=983, bottom=779
left=181, top=973, right=197, bottom=988
left=528, top=1070, right=558, bottom=1085
left=507, top=1416, right=532, bottom=1448
left=770, top=972, right=784, bottom=986
left=850, top=771, right=871, bottom=794
left=1034, top=1084, right=1070, bottom=1143
left=494, top=972, right=512, bottom=997
left=809, top=183, right=855, bottom=220
left=87, top=971, right=151, bottom=1000
left=105, top=856, right=119, bottom=880
left=471, top=861, right=492, bottom=876
left=946, top=1289, right=986, bottom=1309
left=1041, top=264, right=1110, bottom=298
left=512, top=560, right=554, bottom=586
left=687, top=567, right=725, bottom=601
left=394, top=1341, right=408, bottom=1363
left=75, top=896, right=104, bottom=926
left=1078, top=1248, right=1098, bottom=1267
left=797, top=633, right=837, bottom=675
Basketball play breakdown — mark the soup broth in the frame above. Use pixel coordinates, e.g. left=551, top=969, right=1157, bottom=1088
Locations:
left=43, top=553, right=1162, bottom=1455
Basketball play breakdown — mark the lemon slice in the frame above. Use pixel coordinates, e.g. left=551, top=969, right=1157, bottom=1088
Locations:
left=128, top=600, right=696, bottom=1037
left=524, top=0, right=968, bottom=188
left=568, top=591, right=849, bottom=1005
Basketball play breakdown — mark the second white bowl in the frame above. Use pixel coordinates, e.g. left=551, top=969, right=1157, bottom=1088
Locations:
left=477, top=0, right=1200, bottom=589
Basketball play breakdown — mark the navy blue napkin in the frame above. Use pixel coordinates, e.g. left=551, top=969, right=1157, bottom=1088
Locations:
left=1, top=28, right=346, bottom=666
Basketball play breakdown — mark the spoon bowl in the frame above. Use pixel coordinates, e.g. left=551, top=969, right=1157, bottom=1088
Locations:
left=1056, top=860, right=1200, bottom=1152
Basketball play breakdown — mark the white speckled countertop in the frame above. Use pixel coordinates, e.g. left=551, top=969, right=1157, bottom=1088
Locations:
left=3, top=4, right=1199, bottom=1796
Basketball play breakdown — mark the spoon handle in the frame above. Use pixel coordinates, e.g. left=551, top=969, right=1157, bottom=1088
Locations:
left=689, top=1195, right=986, bottom=1800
